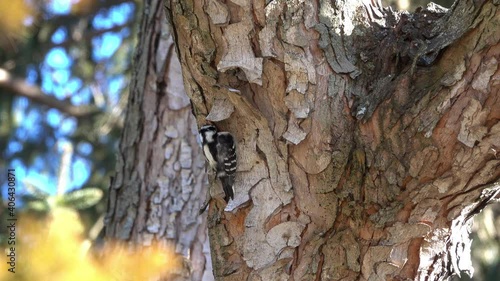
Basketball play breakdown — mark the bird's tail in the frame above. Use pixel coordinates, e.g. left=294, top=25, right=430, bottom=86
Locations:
left=220, top=176, right=234, bottom=202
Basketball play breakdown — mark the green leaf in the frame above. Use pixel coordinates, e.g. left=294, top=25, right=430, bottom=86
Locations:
left=26, top=201, right=49, bottom=212
left=58, top=188, right=103, bottom=210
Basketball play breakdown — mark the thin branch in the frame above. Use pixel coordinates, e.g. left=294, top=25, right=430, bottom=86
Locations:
left=0, top=68, right=100, bottom=118
left=45, top=22, right=134, bottom=50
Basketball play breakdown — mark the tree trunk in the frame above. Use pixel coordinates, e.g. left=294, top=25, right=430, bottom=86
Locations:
left=165, top=0, right=500, bottom=280
left=105, top=1, right=213, bottom=280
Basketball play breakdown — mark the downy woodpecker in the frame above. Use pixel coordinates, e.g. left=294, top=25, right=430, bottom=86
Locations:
left=199, top=125, right=237, bottom=210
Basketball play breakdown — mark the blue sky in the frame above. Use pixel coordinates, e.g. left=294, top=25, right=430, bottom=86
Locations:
left=2, top=1, right=134, bottom=200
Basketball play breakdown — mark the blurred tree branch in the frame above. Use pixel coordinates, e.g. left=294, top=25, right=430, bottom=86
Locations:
left=0, top=68, right=100, bottom=117
left=46, top=22, right=133, bottom=50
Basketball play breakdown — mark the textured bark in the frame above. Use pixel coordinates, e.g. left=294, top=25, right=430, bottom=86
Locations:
left=165, top=0, right=500, bottom=280
left=105, top=1, right=213, bottom=280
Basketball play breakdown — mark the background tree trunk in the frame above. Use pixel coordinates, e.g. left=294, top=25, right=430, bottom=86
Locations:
left=105, top=1, right=213, bottom=280
left=166, top=0, right=499, bottom=280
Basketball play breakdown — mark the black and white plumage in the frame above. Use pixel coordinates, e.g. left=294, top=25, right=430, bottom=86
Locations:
left=199, top=125, right=237, bottom=202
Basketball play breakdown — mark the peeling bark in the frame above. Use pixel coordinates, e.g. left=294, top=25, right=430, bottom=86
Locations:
left=162, top=0, right=500, bottom=280
left=105, top=1, right=212, bottom=280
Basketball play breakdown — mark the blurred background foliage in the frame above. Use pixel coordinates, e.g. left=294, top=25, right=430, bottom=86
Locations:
left=0, top=0, right=139, bottom=247
left=0, top=0, right=497, bottom=280
left=0, top=208, right=178, bottom=280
